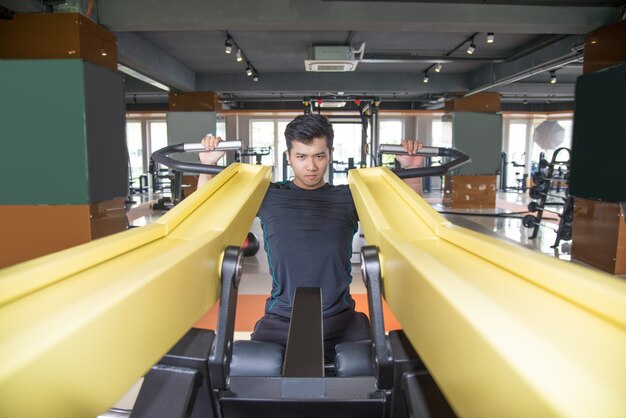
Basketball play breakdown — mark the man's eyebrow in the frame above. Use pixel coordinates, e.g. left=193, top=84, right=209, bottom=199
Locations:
left=295, top=152, right=327, bottom=156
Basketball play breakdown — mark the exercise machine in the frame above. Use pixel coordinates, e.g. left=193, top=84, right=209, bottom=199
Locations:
left=131, top=141, right=470, bottom=418
left=2, top=143, right=625, bottom=418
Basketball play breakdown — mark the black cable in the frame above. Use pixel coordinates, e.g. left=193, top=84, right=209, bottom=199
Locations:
left=437, top=210, right=560, bottom=220
left=437, top=210, right=528, bottom=219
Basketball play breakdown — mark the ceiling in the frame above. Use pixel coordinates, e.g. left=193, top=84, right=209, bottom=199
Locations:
left=2, top=0, right=625, bottom=111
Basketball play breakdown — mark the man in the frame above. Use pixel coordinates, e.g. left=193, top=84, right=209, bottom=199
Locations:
left=198, top=114, right=422, bottom=361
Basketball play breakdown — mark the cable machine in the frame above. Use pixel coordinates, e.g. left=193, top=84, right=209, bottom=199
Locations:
left=298, top=96, right=381, bottom=184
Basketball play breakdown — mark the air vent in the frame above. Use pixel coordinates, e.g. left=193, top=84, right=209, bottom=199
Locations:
left=305, top=61, right=359, bottom=72
left=305, top=46, right=362, bottom=72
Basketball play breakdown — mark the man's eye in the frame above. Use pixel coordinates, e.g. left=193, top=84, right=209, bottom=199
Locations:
left=297, top=155, right=305, bottom=159
left=316, top=155, right=325, bottom=159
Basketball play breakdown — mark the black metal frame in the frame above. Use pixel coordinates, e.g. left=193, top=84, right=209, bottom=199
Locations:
left=361, top=246, right=394, bottom=390
left=378, top=145, right=471, bottom=180
left=209, top=246, right=244, bottom=390
left=152, top=143, right=228, bottom=175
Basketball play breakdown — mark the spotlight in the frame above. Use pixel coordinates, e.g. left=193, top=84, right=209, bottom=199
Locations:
left=246, top=65, right=253, bottom=76
left=236, top=49, right=243, bottom=62
left=423, top=72, right=430, bottom=83
left=434, top=63, right=442, bottom=73
left=253, top=73, right=259, bottom=82
left=550, top=70, right=557, bottom=84
left=225, top=38, right=232, bottom=54
left=467, top=42, right=476, bottom=55
left=487, top=33, right=495, bottom=44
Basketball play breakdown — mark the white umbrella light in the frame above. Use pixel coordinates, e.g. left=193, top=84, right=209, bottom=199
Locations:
left=533, top=120, right=565, bottom=150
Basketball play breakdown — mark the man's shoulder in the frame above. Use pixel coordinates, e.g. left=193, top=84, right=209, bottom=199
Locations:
left=268, top=181, right=292, bottom=190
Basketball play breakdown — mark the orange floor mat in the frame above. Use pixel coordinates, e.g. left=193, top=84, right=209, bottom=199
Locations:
left=194, top=294, right=401, bottom=332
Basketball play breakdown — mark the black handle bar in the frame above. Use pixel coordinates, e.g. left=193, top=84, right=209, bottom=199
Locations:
left=151, top=141, right=242, bottom=175
left=378, top=144, right=471, bottom=179
left=152, top=141, right=470, bottom=179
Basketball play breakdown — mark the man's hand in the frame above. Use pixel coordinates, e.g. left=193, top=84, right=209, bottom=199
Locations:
left=395, top=139, right=424, bottom=169
left=199, top=134, right=226, bottom=165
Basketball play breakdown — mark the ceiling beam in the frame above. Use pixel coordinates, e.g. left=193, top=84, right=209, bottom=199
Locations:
left=496, top=82, right=576, bottom=96
left=196, top=72, right=467, bottom=97
left=116, top=32, right=196, bottom=92
left=465, top=35, right=585, bottom=95
left=98, top=0, right=621, bottom=34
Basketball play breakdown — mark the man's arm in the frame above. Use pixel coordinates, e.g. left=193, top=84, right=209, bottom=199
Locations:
left=197, top=135, right=226, bottom=189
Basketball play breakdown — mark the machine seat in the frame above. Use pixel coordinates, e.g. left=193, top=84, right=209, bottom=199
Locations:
left=334, top=340, right=374, bottom=377
left=230, top=340, right=285, bottom=376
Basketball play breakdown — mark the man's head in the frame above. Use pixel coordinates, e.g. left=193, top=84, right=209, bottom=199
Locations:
left=284, top=114, right=334, bottom=151
left=284, top=114, right=334, bottom=190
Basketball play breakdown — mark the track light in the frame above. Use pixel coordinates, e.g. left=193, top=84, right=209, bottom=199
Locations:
left=550, top=70, right=557, bottom=84
left=434, top=63, right=442, bottom=73
left=487, top=33, right=495, bottom=44
left=246, top=65, right=253, bottom=76
left=423, top=72, right=429, bottom=83
left=225, top=38, right=232, bottom=54
left=236, top=49, right=243, bottom=62
left=467, top=42, right=476, bottom=55
left=253, top=73, right=259, bottom=82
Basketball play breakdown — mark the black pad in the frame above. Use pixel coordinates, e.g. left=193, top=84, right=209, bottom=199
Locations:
left=334, top=340, right=374, bottom=377
left=230, top=340, right=285, bottom=377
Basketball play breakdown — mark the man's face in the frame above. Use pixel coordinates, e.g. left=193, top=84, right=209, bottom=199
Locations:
left=287, top=137, right=332, bottom=190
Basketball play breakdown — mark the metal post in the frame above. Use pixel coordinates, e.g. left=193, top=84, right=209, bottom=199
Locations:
left=370, top=100, right=380, bottom=168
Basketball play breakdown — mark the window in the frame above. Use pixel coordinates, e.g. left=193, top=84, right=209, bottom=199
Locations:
left=506, top=122, right=528, bottom=189
left=148, top=121, right=167, bottom=156
left=380, top=120, right=403, bottom=144
left=379, top=119, right=404, bottom=165
left=250, top=119, right=292, bottom=181
left=332, top=123, right=363, bottom=184
left=431, top=119, right=452, bottom=148
left=126, top=121, right=144, bottom=180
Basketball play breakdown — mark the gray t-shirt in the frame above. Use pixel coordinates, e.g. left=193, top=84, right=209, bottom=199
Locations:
left=257, top=181, right=359, bottom=318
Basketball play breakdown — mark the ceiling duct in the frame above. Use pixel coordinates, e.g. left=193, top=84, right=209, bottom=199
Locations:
left=305, top=43, right=365, bottom=72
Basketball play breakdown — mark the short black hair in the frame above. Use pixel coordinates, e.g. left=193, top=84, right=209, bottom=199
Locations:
left=284, top=114, right=334, bottom=151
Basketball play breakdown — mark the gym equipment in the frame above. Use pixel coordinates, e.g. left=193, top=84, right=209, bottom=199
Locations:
left=377, top=144, right=470, bottom=178
left=240, top=146, right=271, bottom=165
left=303, top=96, right=380, bottom=169
left=152, top=141, right=243, bottom=205
left=242, top=231, right=260, bottom=257
left=500, top=152, right=528, bottom=192
left=524, top=147, right=574, bottom=247
left=3, top=145, right=626, bottom=418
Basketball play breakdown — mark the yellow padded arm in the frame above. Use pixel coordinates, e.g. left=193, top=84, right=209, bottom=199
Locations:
left=349, top=167, right=626, bottom=418
left=0, top=163, right=271, bottom=418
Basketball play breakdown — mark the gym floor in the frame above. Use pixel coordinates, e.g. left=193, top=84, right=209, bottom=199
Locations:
left=102, top=188, right=576, bottom=416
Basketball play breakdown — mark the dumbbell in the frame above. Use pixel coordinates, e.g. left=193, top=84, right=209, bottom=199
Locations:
left=527, top=201, right=541, bottom=212
left=529, top=184, right=568, bottom=200
left=529, top=185, right=547, bottom=200
left=532, top=171, right=550, bottom=185
left=522, top=214, right=538, bottom=228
